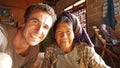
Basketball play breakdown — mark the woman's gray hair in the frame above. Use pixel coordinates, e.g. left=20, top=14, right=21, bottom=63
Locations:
left=0, top=25, right=8, bottom=52
left=52, top=11, right=94, bottom=47
left=24, top=3, right=57, bottom=24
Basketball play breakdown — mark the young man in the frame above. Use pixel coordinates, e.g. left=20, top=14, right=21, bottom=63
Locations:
left=0, top=3, right=56, bottom=68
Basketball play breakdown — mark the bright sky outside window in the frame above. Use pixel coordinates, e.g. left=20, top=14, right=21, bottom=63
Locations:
left=64, top=0, right=85, bottom=11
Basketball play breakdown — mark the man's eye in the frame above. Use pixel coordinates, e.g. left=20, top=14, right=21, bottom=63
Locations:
left=67, top=30, right=71, bottom=33
left=32, top=20, right=39, bottom=24
left=43, top=25, right=49, bottom=29
left=67, top=30, right=70, bottom=32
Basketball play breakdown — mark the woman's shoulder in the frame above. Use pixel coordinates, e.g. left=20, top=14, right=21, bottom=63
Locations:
left=46, top=42, right=57, bottom=48
left=75, top=42, right=89, bottom=47
left=75, top=42, right=93, bottom=52
left=44, top=42, right=57, bottom=53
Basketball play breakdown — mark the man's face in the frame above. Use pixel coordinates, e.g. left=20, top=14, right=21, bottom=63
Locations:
left=23, top=10, right=53, bottom=46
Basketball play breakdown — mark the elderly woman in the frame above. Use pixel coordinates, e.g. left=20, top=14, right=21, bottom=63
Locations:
left=41, top=12, right=110, bottom=68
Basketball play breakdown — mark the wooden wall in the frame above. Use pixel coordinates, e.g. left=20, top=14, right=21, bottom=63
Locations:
left=0, top=0, right=42, bottom=23
left=86, top=0, right=120, bottom=39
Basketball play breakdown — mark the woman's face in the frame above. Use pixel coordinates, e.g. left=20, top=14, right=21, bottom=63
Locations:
left=55, top=22, right=74, bottom=52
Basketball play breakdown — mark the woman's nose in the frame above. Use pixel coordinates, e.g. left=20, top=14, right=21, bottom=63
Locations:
left=62, top=33, right=67, bottom=38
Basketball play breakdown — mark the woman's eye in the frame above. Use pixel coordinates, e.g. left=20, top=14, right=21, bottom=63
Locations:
left=56, top=31, right=61, bottom=33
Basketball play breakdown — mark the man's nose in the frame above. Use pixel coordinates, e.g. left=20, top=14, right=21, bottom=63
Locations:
left=37, top=25, right=43, bottom=35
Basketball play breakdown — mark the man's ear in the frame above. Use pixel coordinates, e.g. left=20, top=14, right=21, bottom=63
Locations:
left=20, top=23, right=25, bottom=28
left=19, top=19, right=25, bottom=28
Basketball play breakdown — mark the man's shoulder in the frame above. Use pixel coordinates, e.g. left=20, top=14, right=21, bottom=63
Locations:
left=1, top=24, right=17, bottom=37
left=1, top=24, right=16, bottom=28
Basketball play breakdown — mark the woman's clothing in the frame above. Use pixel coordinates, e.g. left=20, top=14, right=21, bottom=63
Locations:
left=41, top=42, right=111, bottom=68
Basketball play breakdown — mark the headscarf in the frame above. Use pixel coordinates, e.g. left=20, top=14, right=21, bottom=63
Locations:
left=52, top=11, right=94, bottom=47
